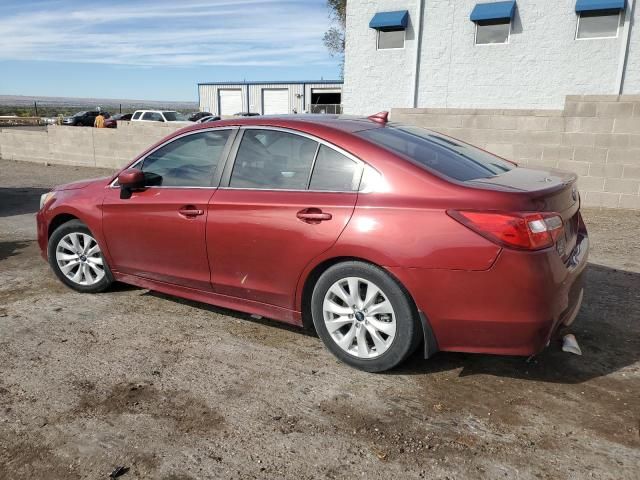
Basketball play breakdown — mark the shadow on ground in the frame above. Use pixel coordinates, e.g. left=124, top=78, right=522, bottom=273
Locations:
left=0, top=240, right=32, bottom=261
left=143, top=263, right=640, bottom=385
left=0, top=187, right=49, bottom=217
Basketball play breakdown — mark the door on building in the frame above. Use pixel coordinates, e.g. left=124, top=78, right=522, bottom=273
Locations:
left=262, top=89, right=289, bottom=115
left=310, top=89, right=342, bottom=114
left=218, top=89, right=243, bottom=116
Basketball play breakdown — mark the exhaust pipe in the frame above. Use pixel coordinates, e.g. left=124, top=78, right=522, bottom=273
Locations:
left=562, top=333, right=582, bottom=356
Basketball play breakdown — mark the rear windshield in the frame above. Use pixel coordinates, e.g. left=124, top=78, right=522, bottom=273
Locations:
left=357, top=124, right=514, bottom=182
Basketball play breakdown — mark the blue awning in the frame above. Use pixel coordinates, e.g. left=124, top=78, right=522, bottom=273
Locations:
left=575, top=0, right=625, bottom=12
left=369, top=10, right=409, bottom=30
left=470, top=1, right=517, bottom=22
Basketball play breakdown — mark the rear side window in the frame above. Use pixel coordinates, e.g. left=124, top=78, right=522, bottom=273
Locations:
left=142, top=112, right=163, bottom=121
left=357, top=125, right=514, bottom=182
left=230, top=129, right=317, bottom=190
left=309, top=145, right=360, bottom=191
left=141, top=130, right=231, bottom=187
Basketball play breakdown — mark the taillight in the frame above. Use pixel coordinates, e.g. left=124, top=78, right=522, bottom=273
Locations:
left=447, top=210, right=565, bottom=250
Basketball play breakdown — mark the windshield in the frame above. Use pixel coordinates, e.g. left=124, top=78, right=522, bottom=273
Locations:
left=73, top=111, right=87, bottom=117
left=357, top=124, right=515, bottom=182
left=162, top=112, right=187, bottom=121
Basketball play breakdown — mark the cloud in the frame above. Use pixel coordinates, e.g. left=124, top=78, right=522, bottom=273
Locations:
left=0, top=0, right=335, bottom=67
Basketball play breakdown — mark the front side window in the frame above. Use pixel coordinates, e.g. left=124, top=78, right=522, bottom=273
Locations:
left=357, top=125, right=514, bottom=182
left=229, top=129, right=317, bottom=190
left=377, top=29, right=405, bottom=49
left=132, top=112, right=142, bottom=120
left=141, top=130, right=231, bottom=187
left=475, top=19, right=510, bottom=44
left=576, top=10, right=620, bottom=39
left=309, top=146, right=360, bottom=191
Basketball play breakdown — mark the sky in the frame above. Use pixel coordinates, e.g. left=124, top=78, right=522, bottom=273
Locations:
left=0, top=0, right=341, bottom=101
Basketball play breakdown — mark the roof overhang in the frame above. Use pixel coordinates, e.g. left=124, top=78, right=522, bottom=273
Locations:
left=369, top=10, right=409, bottom=31
left=470, top=1, right=517, bottom=22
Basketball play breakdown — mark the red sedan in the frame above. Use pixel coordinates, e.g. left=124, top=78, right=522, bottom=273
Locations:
left=36, top=113, right=588, bottom=372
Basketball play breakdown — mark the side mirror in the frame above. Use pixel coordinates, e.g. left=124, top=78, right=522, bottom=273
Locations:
left=118, top=168, right=145, bottom=199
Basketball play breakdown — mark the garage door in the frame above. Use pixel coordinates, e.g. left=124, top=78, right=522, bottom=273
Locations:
left=262, top=89, right=289, bottom=115
left=219, top=89, right=243, bottom=116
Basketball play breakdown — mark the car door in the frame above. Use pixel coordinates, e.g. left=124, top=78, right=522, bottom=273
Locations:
left=207, top=127, right=362, bottom=310
left=102, top=128, right=236, bottom=290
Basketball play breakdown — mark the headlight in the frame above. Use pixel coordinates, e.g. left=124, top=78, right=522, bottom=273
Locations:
left=40, top=192, right=55, bottom=209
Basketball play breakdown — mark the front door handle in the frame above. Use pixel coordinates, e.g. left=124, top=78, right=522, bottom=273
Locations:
left=297, top=208, right=332, bottom=224
left=178, top=206, right=204, bottom=218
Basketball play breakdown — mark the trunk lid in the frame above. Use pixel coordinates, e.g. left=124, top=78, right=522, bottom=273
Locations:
left=467, top=167, right=581, bottom=261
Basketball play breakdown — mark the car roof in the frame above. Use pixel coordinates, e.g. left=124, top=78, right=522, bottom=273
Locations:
left=133, top=110, right=177, bottom=113
left=178, top=114, right=385, bottom=135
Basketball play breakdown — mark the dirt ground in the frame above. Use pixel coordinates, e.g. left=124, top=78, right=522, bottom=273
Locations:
left=0, top=158, right=638, bottom=479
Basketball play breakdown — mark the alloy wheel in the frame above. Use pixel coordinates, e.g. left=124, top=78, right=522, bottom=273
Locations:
left=322, top=277, right=397, bottom=359
left=55, top=232, right=105, bottom=286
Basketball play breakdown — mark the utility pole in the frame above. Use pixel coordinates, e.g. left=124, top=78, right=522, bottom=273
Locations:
left=34, top=101, right=38, bottom=116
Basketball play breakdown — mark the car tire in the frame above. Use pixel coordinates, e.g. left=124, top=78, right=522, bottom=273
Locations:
left=48, top=219, right=114, bottom=293
left=311, top=261, right=421, bottom=372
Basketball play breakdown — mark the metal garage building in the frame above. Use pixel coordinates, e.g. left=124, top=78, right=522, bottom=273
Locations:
left=198, top=80, right=343, bottom=116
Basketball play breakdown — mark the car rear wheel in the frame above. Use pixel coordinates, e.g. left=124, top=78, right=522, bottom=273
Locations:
left=48, top=220, right=113, bottom=293
left=311, top=261, right=421, bottom=372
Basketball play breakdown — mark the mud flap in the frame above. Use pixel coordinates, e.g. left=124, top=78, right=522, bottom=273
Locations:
left=419, top=311, right=439, bottom=359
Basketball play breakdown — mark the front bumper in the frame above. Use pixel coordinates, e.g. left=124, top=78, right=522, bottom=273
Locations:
left=389, top=233, right=589, bottom=357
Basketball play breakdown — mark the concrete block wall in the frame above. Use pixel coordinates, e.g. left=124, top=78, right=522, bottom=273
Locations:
left=392, top=95, right=640, bottom=209
left=0, top=129, right=49, bottom=164
left=0, top=122, right=184, bottom=170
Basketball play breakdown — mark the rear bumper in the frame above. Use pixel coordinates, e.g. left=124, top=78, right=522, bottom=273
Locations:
left=389, top=233, right=589, bottom=357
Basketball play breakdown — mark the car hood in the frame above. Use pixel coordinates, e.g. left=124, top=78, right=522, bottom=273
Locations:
left=54, top=177, right=110, bottom=191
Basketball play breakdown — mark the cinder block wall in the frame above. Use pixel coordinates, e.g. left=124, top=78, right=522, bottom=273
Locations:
left=392, top=95, right=640, bottom=209
left=0, top=121, right=185, bottom=170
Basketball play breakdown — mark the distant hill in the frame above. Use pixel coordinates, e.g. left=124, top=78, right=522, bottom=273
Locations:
left=0, top=95, right=198, bottom=116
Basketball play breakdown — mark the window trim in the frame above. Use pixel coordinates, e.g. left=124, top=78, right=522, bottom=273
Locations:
left=219, top=126, right=370, bottom=193
left=109, top=127, right=239, bottom=189
left=575, top=10, right=621, bottom=41
left=376, top=29, right=406, bottom=51
left=474, top=19, right=511, bottom=46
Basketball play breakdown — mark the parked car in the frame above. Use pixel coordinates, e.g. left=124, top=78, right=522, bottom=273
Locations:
left=104, top=113, right=133, bottom=129
left=131, top=110, right=188, bottom=123
left=188, top=111, right=213, bottom=122
left=234, top=112, right=260, bottom=117
left=62, top=111, right=110, bottom=126
left=195, top=115, right=221, bottom=124
left=36, top=113, right=588, bottom=372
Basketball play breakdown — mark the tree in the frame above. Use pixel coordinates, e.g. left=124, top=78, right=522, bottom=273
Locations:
left=323, top=0, right=346, bottom=76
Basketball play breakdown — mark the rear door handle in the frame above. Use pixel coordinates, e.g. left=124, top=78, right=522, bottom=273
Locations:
left=297, top=208, right=332, bottom=223
left=178, top=206, right=204, bottom=218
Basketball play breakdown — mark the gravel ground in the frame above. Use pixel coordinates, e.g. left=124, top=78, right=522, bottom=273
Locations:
left=0, top=158, right=639, bottom=480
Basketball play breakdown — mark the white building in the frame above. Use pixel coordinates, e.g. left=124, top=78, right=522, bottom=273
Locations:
left=343, top=0, right=639, bottom=114
left=198, top=81, right=343, bottom=116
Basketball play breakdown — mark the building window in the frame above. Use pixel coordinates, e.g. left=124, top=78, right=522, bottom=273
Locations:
left=369, top=10, right=409, bottom=50
left=470, top=1, right=516, bottom=46
left=475, top=19, right=511, bottom=44
left=377, top=29, right=405, bottom=50
left=576, top=10, right=621, bottom=39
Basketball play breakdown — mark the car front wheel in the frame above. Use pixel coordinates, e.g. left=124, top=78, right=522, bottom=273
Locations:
left=48, top=220, right=113, bottom=293
left=311, top=261, right=421, bottom=372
